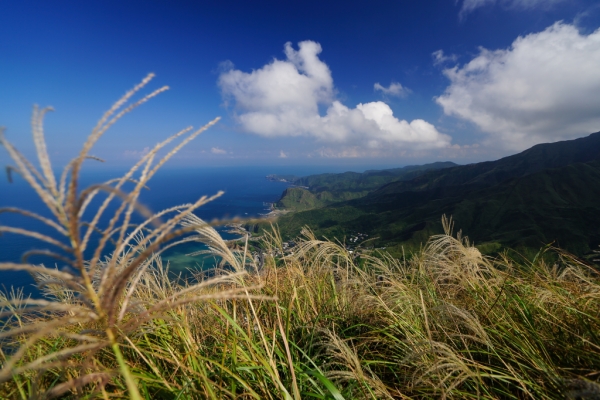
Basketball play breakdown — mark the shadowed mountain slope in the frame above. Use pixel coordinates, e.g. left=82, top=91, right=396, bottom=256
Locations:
left=273, top=131, right=600, bottom=257
left=372, top=131, right=600, bottom=197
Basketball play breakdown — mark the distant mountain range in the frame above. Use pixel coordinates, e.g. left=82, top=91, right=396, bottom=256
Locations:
left=270, top=132, right=600, bottom=259
left=275, top=162, right=457, bottom=211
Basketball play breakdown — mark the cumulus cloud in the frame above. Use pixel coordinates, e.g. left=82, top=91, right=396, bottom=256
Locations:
left=374, top=82, right=409, bottom=97
left=432, top=50, right=458, bottom=66
left=211, top=147, right=227, bottom=154
left=312, top=146, right=407, bottom=158
left=459, top=0, right=567, bottom=18
left=436, top=23, right=600, bottom=150
left=219, top=41, right=451, bottom=150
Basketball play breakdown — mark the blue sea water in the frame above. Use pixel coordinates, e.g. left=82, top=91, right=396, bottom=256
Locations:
left=0, top=165, right=335, bottom=296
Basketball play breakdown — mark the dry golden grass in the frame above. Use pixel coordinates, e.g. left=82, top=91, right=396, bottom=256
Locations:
left=1, top=77, right=600, bottom=399
left=0, top=75, right=269, bottom=399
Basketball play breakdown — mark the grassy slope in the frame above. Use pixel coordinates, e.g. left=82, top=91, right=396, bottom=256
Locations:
left=3, top=227, right=600, bottom=399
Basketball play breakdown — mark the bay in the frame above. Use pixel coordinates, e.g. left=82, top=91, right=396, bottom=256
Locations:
left=0, top=165, right=332, bottom=296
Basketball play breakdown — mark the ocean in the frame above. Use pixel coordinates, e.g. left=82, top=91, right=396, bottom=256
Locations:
left=0, top=166, right=327, bottom=296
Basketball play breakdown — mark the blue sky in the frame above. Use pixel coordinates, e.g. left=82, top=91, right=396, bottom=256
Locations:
left=1, top=0, right=600, bottom=169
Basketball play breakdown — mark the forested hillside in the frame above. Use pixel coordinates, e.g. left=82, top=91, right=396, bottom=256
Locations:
left=272, top=132, right=600, bottom=258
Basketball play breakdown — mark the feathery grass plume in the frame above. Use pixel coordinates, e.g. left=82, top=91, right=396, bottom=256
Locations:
left=180, top=213, right=249, bottom=271
left=0, top=75, right=275, bottom=398
left=1, top=213, right=600, bottom=397
left=2, top=84, right=600, bottom=398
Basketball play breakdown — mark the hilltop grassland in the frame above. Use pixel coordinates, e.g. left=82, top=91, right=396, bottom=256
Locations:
left=1, top=77, right=600, bottom=399
left=2, top=221, right=600, bottom=399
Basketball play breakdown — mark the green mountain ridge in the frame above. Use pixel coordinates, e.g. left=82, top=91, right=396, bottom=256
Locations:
left=275, top=161, right=457, bottom=210
left=372, top=131, right=600, bottom=197
left=295, top=161, right=458, bottom=191
left=271, top=131, right=600, bottom=258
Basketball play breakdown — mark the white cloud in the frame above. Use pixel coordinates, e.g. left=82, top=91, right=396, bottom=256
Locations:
left=219, top=41, right=451, bottom=150
left=432, top=50, right=458, bottom=66
left=315, top=147, right=363, bottom=158
left=436, top=23, right=600, bottom=150
left=218, top=60, right=235, bottom=71
left=279, top=150, right=288, bottom=158
left=211, top=147, right=227, bottom=154
left=374, top=82, right=408, bottom=97
left=459, top=0, right=495, bottom=16
left=312, top=146, right=409, bottom=158
left=459, top=0, right=567, bottom=18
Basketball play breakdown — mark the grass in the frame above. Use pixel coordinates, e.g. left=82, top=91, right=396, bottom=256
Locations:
left=1, top=77, right=600, bottom=398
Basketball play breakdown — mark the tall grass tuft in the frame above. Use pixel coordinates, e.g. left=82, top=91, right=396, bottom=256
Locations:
left=1, top=79, right=600, bottom=398
left=0, top=75, right=270, bottom=399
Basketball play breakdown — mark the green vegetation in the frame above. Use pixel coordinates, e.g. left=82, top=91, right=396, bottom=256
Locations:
left=276, top=162, right=457, bottom=211
left=294, top=162, right=458, bottom=192
left=274, top=133, right=600, bottom=260
left=2, top=78, right=600, bottom=398
left=276, top=187, right=368, bottom=211
left=3, top=218, right=600, bottom=398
